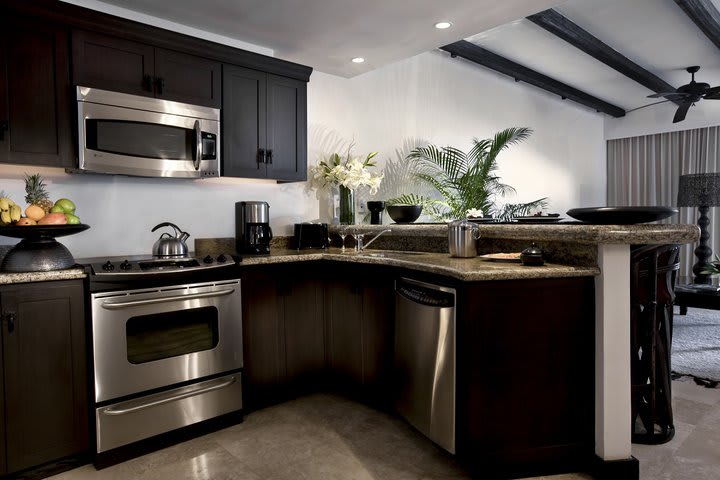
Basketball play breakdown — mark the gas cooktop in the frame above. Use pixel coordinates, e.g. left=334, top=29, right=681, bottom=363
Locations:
left=90, top=254, right=236, bottom=276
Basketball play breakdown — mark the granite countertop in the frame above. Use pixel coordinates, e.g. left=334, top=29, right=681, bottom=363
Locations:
left=328, top=223, right=700, bottom=244
left=238, top=248, right=600, bottom=281
left=0, top=267, right=86, bottom=285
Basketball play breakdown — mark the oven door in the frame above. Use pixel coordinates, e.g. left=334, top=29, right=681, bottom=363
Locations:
left=91, top=279, right=242, bottom=403
left=77, top=87, right=219, bottom=178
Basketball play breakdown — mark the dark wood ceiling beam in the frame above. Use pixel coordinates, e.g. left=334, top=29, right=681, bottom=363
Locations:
left=440, top=40, right=626, bottom=118
left=526, top=9, right=680, bottom=105
left=674, top=0, right=720, bottom=50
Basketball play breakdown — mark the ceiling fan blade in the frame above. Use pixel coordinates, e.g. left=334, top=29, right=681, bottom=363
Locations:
left=673, top=102, right=692, bottom=123
left=704, top=86, right=720, bottom=100
left=625, top=99, right=672, bottom=114
left=648, top=92, right=677, bottom=98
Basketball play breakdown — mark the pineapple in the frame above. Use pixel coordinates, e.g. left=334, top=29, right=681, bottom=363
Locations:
left=24, top=173, right=54, bottom=221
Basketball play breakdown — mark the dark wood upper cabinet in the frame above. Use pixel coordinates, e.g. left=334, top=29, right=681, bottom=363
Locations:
left=0, top=280, right=88, bottom=475
left=72, top=30, right=221, bottom=108
left=0, top=16, right=73, bottom=168
left=223, top=65, right=307, bottom=181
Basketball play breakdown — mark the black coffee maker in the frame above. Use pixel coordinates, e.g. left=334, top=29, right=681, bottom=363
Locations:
left=236, top=201, right=273, bottom=254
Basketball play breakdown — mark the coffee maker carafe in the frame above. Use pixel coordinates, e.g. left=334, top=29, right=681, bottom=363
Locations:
left=236, top=201, right=273, bottom=254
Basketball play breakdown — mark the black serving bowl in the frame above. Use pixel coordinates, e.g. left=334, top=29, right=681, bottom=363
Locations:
left=387, top=205, right=423, bottom=223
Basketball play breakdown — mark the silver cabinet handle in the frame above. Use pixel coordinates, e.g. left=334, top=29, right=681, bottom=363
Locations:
left=101, top=287, right=235, bottom=310
left=193, top=119, right=201, bottom=170
left=102, top=376, right=237, bottom=416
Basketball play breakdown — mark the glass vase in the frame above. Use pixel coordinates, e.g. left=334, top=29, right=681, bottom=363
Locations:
left=338, top=185, right=355, bottom=225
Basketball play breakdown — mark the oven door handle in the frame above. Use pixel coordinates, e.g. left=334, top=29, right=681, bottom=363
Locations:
left=101, top=287, right=236, bottom=310
left=101, top=376, right=238, bottom=416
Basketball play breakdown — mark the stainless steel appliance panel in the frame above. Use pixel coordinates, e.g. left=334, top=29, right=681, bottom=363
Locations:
left=77, top=86, right=220, bottom=178
left=394, top=277, right=456, bottom=453
left=96, top=373, right=242, bottom=453
left=91, top=279, right=242, bottom=402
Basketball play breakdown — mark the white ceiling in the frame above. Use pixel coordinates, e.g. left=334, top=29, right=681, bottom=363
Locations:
left=95, top=0, right=720, bottom=121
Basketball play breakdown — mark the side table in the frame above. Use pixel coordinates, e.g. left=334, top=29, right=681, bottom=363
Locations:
left=674, top=276, right=720, bottom=314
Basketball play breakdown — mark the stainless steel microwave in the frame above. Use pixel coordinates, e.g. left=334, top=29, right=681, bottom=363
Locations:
left=76, top=86, right=219, bottom=178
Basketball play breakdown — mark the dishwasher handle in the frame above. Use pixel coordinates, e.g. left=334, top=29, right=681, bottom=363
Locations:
left=395, top=278, right=455, bottom=308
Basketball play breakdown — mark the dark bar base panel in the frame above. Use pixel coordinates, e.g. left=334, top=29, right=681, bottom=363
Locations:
left=591, top=455, right=640, bottom=480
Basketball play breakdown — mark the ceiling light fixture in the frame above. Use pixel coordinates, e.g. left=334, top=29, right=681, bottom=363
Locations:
left=351, top=57, right=365, bottom=63
left=434, top=21, right=453, bottom=29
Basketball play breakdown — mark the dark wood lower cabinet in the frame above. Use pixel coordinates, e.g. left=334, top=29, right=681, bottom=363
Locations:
left=241, top=265, right=325, bottom=410
left=241, top=265, right=595, bottom=477
left=0, top=280, right=89, bottom=476
left=324, top=266, right=394, bottom=402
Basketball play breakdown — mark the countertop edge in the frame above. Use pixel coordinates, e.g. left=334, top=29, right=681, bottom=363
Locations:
left=0, top=268, right=86, bottom=285
left=328, top=223, right=700, bottom=244
left=239, top=249, right=600, bottom=281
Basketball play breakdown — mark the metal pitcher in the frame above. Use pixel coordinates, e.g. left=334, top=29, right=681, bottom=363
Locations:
left=448, top=219, right=481, bottom=258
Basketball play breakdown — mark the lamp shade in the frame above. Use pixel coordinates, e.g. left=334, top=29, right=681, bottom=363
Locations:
left=677, top=173, right=720, bottom=207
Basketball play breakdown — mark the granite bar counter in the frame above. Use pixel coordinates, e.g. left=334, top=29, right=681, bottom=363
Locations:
left=199, top=221, right=700, bottom=478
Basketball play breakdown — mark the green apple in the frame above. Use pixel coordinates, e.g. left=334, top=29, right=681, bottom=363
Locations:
left=54, top=198, right=76, bottom=214
left=50, top=205, right=65, bottom=213
left=64, top=213, right=81, bottom=225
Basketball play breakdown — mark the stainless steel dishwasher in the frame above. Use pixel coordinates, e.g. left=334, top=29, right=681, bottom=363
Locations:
left=394, top=277, right=456, bottom=453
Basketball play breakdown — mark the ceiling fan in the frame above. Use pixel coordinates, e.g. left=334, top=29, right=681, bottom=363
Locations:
left=647, top=66, right=720, bottom=123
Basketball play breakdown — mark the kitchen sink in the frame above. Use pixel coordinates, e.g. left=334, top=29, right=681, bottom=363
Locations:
left=365, top=251, right=427, bottom=258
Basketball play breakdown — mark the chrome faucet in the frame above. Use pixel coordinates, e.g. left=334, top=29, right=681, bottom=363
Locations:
left=355, top=229, right=392, bottom=252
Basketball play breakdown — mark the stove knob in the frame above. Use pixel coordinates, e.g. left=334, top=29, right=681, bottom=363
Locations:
left=203, top=255, right=214, bottom=264
left=102, top=261, right=115, bottom=271
left=217, top=254, right=227, bottom=263
left=120, top=260, right=132, bottom=270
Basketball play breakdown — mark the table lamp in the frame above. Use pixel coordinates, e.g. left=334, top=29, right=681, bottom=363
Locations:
left=677, top=173, right=720, bottom=284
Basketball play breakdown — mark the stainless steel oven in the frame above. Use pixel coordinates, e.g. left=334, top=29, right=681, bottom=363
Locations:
left=90, top=277, right=242, bottom=453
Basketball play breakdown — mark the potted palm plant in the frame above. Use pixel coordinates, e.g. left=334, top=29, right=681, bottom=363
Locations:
left=388, top=127, right=547, bottom=221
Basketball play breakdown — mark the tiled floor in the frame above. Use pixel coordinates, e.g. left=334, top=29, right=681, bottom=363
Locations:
left=49, top=378, right=720, bottom=480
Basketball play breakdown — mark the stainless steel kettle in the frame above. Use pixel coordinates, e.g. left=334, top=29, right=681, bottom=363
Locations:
left=448, top=219, right=481, bottom=258
left=152, top=222, right=190, bottom=257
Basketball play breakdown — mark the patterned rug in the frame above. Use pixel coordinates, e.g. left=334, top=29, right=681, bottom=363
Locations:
left=672, top=307, right=720, bottom=387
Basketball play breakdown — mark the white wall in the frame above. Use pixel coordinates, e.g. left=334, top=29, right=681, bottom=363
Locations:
left=0, top=12, right=608, bottom=258
left=312, top=51, right=607, bottom=217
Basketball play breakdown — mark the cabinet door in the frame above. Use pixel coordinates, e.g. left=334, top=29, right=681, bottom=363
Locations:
left=283, top=277, right=325, bottom=392
left=154, top=48, right=221, bottom=107
left=0, top=280, right=88, bottom=474
left=325, top=279, right=364, bottom=389
left=266, top=74, right=307, bottom=181
left=222, top=65, right=267, bottom=178
left=241, top=270, right=285, bottom=409
left=361, top=279, right=394, bottom=398
left=0, top=18, right=73, bottom=167
left=72, top=30, right=154, bottom=97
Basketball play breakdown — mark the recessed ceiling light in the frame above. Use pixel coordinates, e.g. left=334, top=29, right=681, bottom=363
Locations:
left=351, top=57, right=365, bottom=63
left=434, top=21, right=452, bottom=29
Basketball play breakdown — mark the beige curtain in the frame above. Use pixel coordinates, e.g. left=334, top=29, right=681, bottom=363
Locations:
left=607, top=126, right=720, bottom=278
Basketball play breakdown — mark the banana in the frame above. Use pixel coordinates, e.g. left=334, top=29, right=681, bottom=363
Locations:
left=9, top=205, right=21, bottom=222
left=0, top=198, right=9, bottom=211
left=0, top=210, right=11, bottom=226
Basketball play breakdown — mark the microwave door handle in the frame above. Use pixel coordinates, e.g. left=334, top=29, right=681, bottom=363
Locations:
left=193, top=120, right=201, bottom=170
